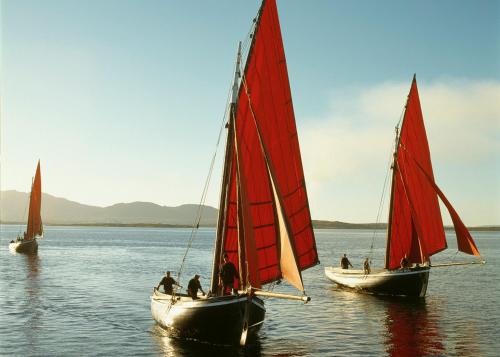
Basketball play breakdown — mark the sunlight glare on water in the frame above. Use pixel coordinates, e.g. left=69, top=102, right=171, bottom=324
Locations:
left=1, top=225, right=499, bottom=356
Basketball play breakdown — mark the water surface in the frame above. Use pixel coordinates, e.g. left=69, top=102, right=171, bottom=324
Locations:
left=1, top=225, right=498, bottom=356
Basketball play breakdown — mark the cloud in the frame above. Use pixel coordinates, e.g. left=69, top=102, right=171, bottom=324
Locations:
left=300, top=79, right=500, bottom=183
left=298, top=79, right=500, bottom=224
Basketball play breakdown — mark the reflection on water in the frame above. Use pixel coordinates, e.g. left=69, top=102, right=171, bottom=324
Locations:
left=383, top=298, right=444, bottom=357
left=23, top=254, right=42, bottom=350
left=25, top=253, right=41, bottom=279
left=1, top=227, right=498, bottom=356
left=150, top=324, right=263, bottom=356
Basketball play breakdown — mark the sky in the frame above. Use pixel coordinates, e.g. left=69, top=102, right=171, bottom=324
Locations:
left=1, top=0, right=499, bottom=225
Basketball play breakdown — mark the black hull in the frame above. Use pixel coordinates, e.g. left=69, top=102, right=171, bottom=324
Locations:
left=9, top=239, right=38, bottom=255
left=151, top=292, right=266, bottom=345
left=325, top=266, right=430, bottom=298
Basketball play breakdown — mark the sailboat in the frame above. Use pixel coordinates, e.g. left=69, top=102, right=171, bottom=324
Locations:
left=151, top=0, right=319, bottom=345
left=325, top=76, right=484, bottom=297
left=9, top=161, right=43, bottom=254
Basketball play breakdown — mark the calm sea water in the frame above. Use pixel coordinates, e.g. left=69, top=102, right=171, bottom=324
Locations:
left=1, top=225, right=499, bottom=356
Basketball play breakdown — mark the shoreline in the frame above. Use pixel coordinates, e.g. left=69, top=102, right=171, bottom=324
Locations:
left=1, top=221, right=498, bottom=231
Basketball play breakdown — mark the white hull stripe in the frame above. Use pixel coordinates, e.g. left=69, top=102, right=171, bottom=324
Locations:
left=324, top=266, right=429, bottom=278
left=151, top=296, right=266, bottom=311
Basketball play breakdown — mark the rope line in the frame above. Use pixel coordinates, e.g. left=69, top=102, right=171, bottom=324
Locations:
left=176, top=84, right=232, bottom=284
left=175, top=9, right=259, bottom=288
left=368, top=105, right=406, bottom=258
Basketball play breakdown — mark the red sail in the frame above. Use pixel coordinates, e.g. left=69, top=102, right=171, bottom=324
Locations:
left=406, top=154, right=480, bottom=256
left=387, top=79, right=447, bottom=269
left=25, top=161, right=43, bottom=240
left=221, top=0, right=318, bottom=289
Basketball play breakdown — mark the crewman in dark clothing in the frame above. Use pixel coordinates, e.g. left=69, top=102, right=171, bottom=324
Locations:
left=340, top=254, right=353, bottom=269
left=219, top=253, right=239, bottom=295
left=156, top=271, right=177, bottom=295
left=187, top=274, right=206, bottom=300
left=400, top=254, right=410, bottom=269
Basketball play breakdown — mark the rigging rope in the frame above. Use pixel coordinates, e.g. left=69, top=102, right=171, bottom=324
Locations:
left=176, top=11, right=258, bottom=287
left=176, top=87, right=231, bottom=284
left=17, top=191, right=30, bottom=237
left=368, top=105, right=407, bottom=258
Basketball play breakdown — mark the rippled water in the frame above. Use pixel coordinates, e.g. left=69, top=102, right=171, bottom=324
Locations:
left=1, top=225, right=499, bottom=356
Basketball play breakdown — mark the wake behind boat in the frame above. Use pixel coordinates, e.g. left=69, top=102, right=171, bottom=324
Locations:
left=151, top=0, right=318, bottom=345
left=9, top=160, right=43, bottom=255
left=325, top=77, right=484, bottom=297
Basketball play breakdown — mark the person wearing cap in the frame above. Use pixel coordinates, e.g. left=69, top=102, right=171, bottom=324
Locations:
left=187, top=274, right=206, bottom=300
left=156, top=271, right=177, bottom=295
left=219, top=253, right=239, bottom=295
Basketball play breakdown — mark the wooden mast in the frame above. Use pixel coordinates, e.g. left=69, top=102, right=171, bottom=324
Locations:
left=233, top=2, right=265, bottom=291
left=384, top=74, right=415, bottom=269
left=210, top=43, right=241, bottom=294
left=26, top=177, right=35, bottom=240
left=212, top=2, right=265, bottom=293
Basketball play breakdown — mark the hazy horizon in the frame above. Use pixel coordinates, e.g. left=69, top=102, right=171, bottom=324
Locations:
left=1, top=0, right=499, bottom=226
left=2, top=189, right=499, bottom=227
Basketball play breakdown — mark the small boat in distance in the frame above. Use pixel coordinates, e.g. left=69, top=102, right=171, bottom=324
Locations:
left=325, top=76, right=484, bottom=297
left=9, top=160, right=43, bottom=255
left=151, top=0, right=319, bottom=345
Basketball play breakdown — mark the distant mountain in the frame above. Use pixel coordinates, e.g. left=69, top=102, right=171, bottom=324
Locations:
left=0, top=190, right=217, bottom=226
left=1, top=190, right=497, bottom=231
left=313, top=220, right=387, bottom=230
left=311, top=219, right=499, bottom=231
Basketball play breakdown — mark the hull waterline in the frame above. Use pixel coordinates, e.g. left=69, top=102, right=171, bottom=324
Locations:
left=9, top=238, right=38, bottom=255
left=324, top=266, right=430, bottom=297
left=151, top=290, right=266, bottom=345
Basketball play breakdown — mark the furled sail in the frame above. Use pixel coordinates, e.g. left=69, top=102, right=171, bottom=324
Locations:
left=386, top=77, right=480, bottom=269
left=216, top=0, right=318, bottom=292
left=25, top=161, right=42, bottom=240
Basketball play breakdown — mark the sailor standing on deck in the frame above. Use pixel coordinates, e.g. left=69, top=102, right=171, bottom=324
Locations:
left=187, top=274, right=206, bottom=300
left=156, top=271, right=177, bottom=295
left=340, top=254, right=353, bottom=269
left=219, top=253, right=239, bottom=295
left=363, top=258, right=371, bottom=274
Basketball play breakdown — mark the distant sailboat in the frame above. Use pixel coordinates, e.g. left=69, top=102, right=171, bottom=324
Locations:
left=9, top=161, right=43, bottom=254
left=325, top=76, right=484, bottom=297
left=151, top=0, right=319, bottom=345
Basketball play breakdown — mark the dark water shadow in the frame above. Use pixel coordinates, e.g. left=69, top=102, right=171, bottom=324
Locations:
left=150, top=324, right=263, bottom=357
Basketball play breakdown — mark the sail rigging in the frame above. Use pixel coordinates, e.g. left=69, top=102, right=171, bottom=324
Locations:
left=401, top=149, right=480, bottom=256
left=25, top=161, right=42, bottom=240
left=326, top=76, right=483, bottom=298
left=386, top=77, right=480, bottom=270
left=212, top=0, right=318, bottom=293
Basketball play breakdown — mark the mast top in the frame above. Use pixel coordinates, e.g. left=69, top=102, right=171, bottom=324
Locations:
left=231, top=42, right=242, bottom=105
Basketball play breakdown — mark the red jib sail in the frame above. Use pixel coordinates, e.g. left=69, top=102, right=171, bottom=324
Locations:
left=25, top=161, right=43, bottom=240
left=406, top=154, right=481, bottom=256
left=219, top=0, right=318, bottom=292
left=386, top=77, right=480, bottom=269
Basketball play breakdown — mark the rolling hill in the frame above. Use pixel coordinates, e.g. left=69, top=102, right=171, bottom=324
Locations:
left=0, top=190, right=217, bottom=226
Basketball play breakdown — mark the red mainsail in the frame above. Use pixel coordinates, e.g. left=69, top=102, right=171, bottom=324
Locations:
left=216, top=0, right=318, bottom=292
left=386, top=77, right=480, bottom=269
left=25, top=161, right=43, bottom=240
